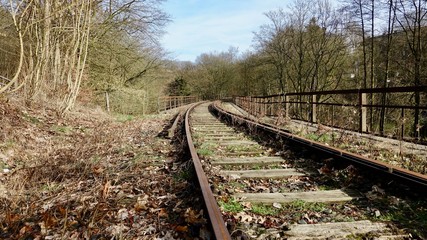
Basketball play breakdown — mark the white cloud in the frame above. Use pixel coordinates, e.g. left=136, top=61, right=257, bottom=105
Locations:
left=161, top=0, right=288, bottom=62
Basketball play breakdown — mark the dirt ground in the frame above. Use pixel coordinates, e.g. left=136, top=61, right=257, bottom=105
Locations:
left=0, top=98, right=208, bottom=239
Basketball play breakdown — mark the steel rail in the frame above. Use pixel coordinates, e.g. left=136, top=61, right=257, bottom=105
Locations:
left=212, top=102, right=427, bottom=187
left=184, top=102, right=231, bottom=240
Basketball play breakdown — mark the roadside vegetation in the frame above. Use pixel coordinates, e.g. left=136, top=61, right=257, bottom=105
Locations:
left=0, top=98, right=208, bottom=239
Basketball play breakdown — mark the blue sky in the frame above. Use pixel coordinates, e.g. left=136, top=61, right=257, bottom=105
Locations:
left=161, top=0, right=290, bottom=62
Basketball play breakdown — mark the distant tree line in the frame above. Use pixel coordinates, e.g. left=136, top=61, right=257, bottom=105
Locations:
left=169, top=0, right=427, bottom=136
left=0, top=0, right=170, bottom=115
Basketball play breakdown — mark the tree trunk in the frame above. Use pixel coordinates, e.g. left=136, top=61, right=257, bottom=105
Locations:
left=105, top=91, right=110, bottom=112
left=380, top=0, right=396, bottom=135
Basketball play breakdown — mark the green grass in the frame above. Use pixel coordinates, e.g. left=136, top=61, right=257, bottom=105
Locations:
left=196, top=142, right=218, bottom=156
left=369, top=200, right=427, bottom=238
left=225, top=145, right=261, bottom=152
left=0, top=140, right=15, bottom=150
left=197, top=148, right=214, bottom=156
left=219, top=199, right=243, bottom=213
left=51, top=125, right=73, bottom=134
left=90, top=155, right=102, bottom=164
left=304, top=133, right=334, bottom=143
left=22, top=113, right=41, bottom=124
left=318, top=185, right=336, bottom=191
left=115, top=114, right=135, bottom=122
left=225, top=181, right=246, bottom=190
left=40, top=182, right=61, bottom=192
left=173, top=168, right=194, bottom=182
left=286, top=200, right=326, bottom=212
left=0, top=161, right=9, bottom=170
left=251, top=204, right=281, bottom=215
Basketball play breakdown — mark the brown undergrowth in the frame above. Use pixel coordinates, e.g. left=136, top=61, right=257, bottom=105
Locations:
left=0, top=98, right=207, bottom=239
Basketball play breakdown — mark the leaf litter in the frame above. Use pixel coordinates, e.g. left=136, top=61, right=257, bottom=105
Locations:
left=0, top=99, right=208, bottom=239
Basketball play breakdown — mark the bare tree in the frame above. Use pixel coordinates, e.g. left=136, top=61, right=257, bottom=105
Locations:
left=0, top=0, right=93, bottom=116
left=253, top=8, right=290, bottom=94
left=0, top=0, right=33, bottom=94
left=379, top=0, right=397, bottom=134
left=88, top=0, right=170, bottom=111
left=341, top=0, right=374, bottom=89
left=394, top=0, right=427, bottom=137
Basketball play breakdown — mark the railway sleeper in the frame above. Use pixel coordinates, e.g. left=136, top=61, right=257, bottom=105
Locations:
left=211, top=156, right=285, bottom=166
left=221, top=168, right=306, bottom=179
left=234, top=189, right=360, bottom=203
left=188, top=103, right=410, bottom=239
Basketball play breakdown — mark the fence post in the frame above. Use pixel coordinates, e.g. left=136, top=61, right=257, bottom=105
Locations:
left=256, top=98, right=259, bottom=116
left=263, top=98, right=266, bottom=116
left=251, top=96, right=254, bottom=115
left=312, top=95, right=317, bottom=123
left=401, top=108, right=405, bottom=139
left=248, top=97, right=251, bottom=114
left=359, top=92, right=367, bottom=132
left=332, top=105, right=335, bottom=127
left=285, top=94, right=290, bottom=119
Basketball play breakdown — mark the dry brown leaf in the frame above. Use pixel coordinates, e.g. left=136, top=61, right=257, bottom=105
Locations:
left=175, top=225, right=188, bottom=233
left=92, top=165, right=104, bottom=175
left=158, top=208, right=168, bottom=218
left=42, top=212, right=57, bottom=228
left=58, top=206, right=67, bottom=216
left=102, top=180, right=111, bottom=199
left=134, top=195, right=149, bottom=211
left=19, top=225, right=32, bottom=235
left=184, top=208, right=205, bottom=224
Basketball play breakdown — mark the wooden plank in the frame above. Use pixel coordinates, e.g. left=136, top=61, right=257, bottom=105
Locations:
left=235, top=189, right=359, bottom=203
left=192, top=126, right=229, bottom=129
left=194, top=129, right=235, bottom=133
left=221, top=169, right=305, bottom=178
left=284, top=220, right=392, bottom=240
left=212, top=156, right=285, bottom=165
left=193, top=125, right=232, bottom=128
left=200, top=133, right=239, bottom=137
left=218, top=140, right=258, bottom=146
left=222, top=151, right=265, bottom=156
left=202, top=136, right=241, bottom=140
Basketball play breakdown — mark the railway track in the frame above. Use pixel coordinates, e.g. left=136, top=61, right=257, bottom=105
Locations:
left=183, top=102, right=426, bottom=239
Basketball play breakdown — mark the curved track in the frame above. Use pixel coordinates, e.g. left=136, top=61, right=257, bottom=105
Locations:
left=184, top=102, right=425, bottom=239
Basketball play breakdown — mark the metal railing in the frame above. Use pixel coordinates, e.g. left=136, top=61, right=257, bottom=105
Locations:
left=234, top=86, right=427, bottom=139
left=157, top=95, right=199, bottom=112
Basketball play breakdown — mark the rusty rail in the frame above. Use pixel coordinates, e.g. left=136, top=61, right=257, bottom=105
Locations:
left=211, top=101, right=427, bottom=188
left=184, top=102, right=231, bottom=239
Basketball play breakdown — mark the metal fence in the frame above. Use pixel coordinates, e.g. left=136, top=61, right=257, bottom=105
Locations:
left=157, top=96, right=199, bottom=112
left=234, top=86, right=427, bottom=139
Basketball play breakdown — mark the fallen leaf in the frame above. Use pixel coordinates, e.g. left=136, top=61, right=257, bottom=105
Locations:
left=273, top=202, right=282, bottom=209
left=102, top=180, right=111, bottom=199
left=92, top=165, right=104, bottom=175
left=158, top=208, right=168, bottom=218
left=184, top=208, right=205, bottom=224
left=241, top=201, right=252, bottom=209
left=43, top=212, right=58, bottom=228
left=134, top=195, right=149, bottom=211
left=117, top=208, right=129, bottom=221
left=175, top=225, right=188, bottom=232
